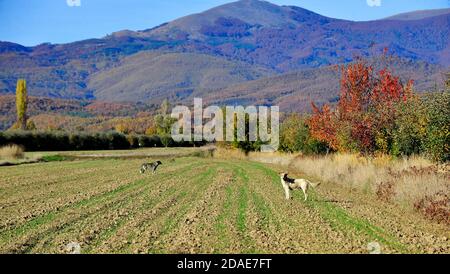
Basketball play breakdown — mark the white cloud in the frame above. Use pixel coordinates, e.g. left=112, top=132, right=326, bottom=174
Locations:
left=366, top=0, right=382, bottom=7
left=67, top=0, right=81, bottom=7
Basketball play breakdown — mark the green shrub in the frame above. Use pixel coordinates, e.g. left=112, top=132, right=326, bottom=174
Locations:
left=106, top=132, right=129, bottom=150
left=160, top=135, right=174, bottom=148
left=0, top=130, right=211, bottom=152
left=422, top=92, right=450, bottom=162
left=127, top=135, right=139, bottom=149
left=42, top=155, right=67, bottom=162
left=148, top=135, right=163, bottom=147
left=94, top=132, right=110, bottom=149
left=390, top=97, right=426, bottom=157
left=279, top=114, right=329, bottom=154
left=0, top=132, right=5, bottom=146
left=138, top=135, right=162, bottom=147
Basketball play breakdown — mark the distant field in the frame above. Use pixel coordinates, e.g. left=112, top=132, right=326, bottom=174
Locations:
left=0, top=149, right=448, bottom=254
left=26, top=146, right=214, bottom=159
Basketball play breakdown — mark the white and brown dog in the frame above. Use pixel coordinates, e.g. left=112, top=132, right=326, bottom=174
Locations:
left=279, top=173, right=320, bottom=201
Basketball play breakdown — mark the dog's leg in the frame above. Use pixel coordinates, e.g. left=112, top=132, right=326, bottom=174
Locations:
left=302, top=185, right=308, bottom=202
left=282, top=183, right=291, bottom=200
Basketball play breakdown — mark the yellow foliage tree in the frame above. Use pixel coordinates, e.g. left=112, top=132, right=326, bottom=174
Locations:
left=15, top=79, right=28, bottom=130
left=115, top=123, right=129, bottom=134
left=145, top=126, right=157, bottom=136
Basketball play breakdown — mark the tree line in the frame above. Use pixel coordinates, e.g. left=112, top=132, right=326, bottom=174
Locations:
left=5, top=55, right=449, bottom=162
left=2, top=82, right=202, bottom=151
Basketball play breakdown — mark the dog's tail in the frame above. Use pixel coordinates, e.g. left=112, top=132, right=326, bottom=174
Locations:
left=307, top=180, right=321, bottom=188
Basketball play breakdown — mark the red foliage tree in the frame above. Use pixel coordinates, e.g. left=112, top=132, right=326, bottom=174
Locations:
left=309, top=103, right=339, bottom=150
left=309, top=57, right=413, bottom=154
left=338, top=62, right=374, bottom=116
left=371, top=69, right=413, bottom=130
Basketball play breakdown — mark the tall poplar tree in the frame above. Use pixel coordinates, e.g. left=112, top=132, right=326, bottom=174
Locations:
left=16, top=79, right=28, bottom=130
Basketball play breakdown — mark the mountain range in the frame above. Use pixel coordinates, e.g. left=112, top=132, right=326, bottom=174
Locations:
left=0, top=0, right=449, bottom=113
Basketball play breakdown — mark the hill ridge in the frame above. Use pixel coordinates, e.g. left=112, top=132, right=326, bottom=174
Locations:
left=0, top=0, right=448, bottom=108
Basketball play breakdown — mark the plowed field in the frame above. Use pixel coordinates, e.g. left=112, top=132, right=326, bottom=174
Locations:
left=0, top=155, right=448, bottom=254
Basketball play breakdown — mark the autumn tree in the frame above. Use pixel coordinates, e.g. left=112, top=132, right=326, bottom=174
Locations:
left=421, top=92, right=450, bottom=162
left=391, top=95, right=427, bottom=157
left=279, top=113, right=328, bottom=154
left=111, top=115, right=156, bottom=135
left=309, top=58, right=413, bottom=154
left=308, top=104, right=339, bottom=150
left=114, top=123, right=129, bottom=134
left=145, top=125, right=157, bottom=136
left=371, top=69, right=413, bottom=153
left=15, top=79, right=28, bottom=130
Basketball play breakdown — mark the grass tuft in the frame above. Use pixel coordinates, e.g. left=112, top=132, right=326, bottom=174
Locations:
left=0, top=144, right=24, bottom=160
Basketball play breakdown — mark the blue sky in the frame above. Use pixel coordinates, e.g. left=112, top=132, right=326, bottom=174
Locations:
left=0, top=0, right=448, bottom=46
